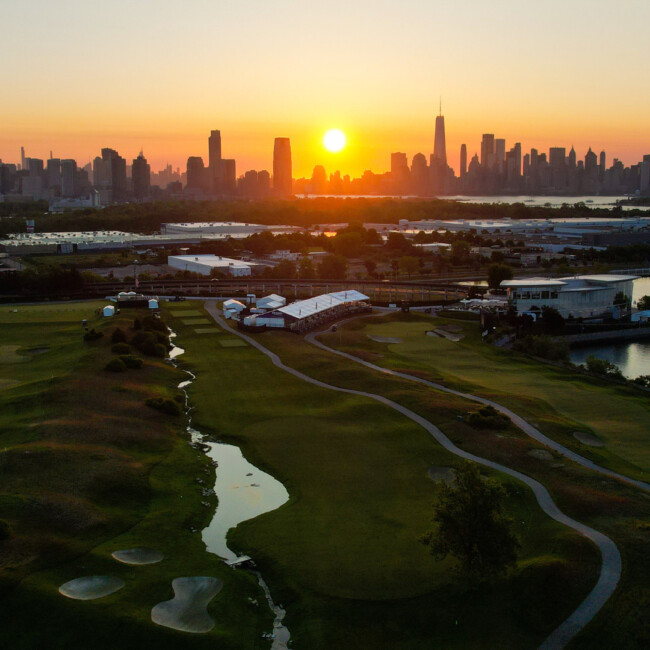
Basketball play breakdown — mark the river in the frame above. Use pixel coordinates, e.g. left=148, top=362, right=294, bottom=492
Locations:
left=569, top=277, right=650, bottom=379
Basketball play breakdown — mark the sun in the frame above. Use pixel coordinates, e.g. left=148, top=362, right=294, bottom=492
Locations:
left=323, top=129, right=346, bottom=153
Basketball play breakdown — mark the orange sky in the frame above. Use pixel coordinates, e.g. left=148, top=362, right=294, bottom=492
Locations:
left=1, top=1, right=649, bottom=178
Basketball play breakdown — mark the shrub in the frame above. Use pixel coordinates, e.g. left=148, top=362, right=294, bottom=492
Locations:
left=0, top=519, right=13, bottom=541
left=105, top=358, right=127, bottom=372
left=142, top=315, right=167, bottom=333
left=111, top=327, right=127, bottom=343
left=512, top=335, right=569, bottom=362
left=146, top=397, right=182, bottom=416
left=118, top=354, right=143, bottom=369
left=111, top=342, right=131, bottom=355
left=467, top=405, right=510, bottom=430
left=585, top=355, right=623, bottom=380
left=83, top=328, right=103, bottom=342
left=632, top=375, right=650, bottom=388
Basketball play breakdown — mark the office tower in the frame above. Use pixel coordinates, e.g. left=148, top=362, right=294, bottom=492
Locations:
left=21, top=147, right=26, bottom=171
left=568, top=146, right=577, bottom=168
left=523, top=153, right=530, bottom=177
left=585, top=148, right=598, bottom=177
left=208, top=130, right=222, bottom=193
left=186, top=156, right=207, bottom=192
left=411, top=153, right=428, bottom=195
left=257, top=169, right=270, bottom=196
left=132, top=151, right=151, bottom=199
left=433, top=112, right=447, bottom=165
left=391, top=152, right=409, bottom=193
left=28, top=159, right=44, bottom=176
left=460, top=144, right=467, bottom=177
left=495, top=139, right=506, bottom=174
left=481, top=134, right=495, bottom=169
left=549, top=147, right=566, bottom=168
left=221, top=159, right=236, bottom=195
left=61, top=159, right=77, bottom=197
left=310, top=165, right=327, bottom=194
left=47, top=158, right=61, bottom=192
left=640, top=155, right=650, bottom=193
left=599, top=150, right=606, bottom=183
left=100, top=148, right=127, bottom=200
left=273, top=137, right=292, bottom=196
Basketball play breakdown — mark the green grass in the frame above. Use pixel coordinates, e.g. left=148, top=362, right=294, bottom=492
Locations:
left=164, top=302, right=603, bottom=649
left=0, top=301, right=273, bottom=649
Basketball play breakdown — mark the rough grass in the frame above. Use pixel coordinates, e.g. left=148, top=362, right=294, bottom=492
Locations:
left=0, top=301, right=273, bottom=649
left=164, top=302, right=601, bottom=649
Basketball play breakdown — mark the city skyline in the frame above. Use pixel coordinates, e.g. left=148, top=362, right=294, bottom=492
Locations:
left=1, top=1, right=649, bottom=177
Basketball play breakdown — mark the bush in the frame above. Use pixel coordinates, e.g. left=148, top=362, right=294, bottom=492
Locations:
left=0, top=519, right=13, bottom=541
left=105, top=358, right=127, bottom=372
left=118, top=354, right=143, bottom=369
left=111, top=342, right=131, bottom=355
left=632, top=375, right=650, bottom=388
left=131, top=331, right=168, bottom=357
left=585, top=355, right=623, bottom=380
left=512, top=335, right=569, bottom=362
left=83, top=328, right=103, bottom=342
left=466, top=405, right=511, bottom=430
left=111, top=327, right=127, bottom=343
left=146, top=397, right=182, bottom=416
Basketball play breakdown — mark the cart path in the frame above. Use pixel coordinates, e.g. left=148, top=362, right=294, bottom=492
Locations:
left=306, top=316, right=649, bottom=493
left=204, top=302, right=621, bottom=649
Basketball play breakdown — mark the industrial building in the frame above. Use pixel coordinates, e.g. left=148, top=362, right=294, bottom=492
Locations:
left=242, top=290, right=371, bottom=332
left=167, top=255, right=253, bottom=277
left=502, top=274, right=637, bottom=319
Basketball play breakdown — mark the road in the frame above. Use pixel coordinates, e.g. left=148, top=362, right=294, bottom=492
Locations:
left=203, top=302, right=624, bottom=649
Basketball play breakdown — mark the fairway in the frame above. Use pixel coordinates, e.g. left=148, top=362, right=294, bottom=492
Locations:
left=329, top=315, right=650, bottom=475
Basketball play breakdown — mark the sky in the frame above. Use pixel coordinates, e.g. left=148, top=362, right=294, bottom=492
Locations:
left=1, top=0, right=649, bottom=178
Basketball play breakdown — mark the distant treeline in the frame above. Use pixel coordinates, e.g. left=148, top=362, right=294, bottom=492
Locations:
left=1, top=198, right=647, bottom=236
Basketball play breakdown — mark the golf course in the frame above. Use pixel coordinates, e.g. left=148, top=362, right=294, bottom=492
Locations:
left=0, top=299, right=647, bottom=648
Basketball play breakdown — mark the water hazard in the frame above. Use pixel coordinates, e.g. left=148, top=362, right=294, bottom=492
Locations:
left=168, top=330, right=291, bottom=648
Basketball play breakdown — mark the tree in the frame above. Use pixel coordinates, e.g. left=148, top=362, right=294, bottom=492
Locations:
left=420, top=462, right=519, bottom=578
left=273, top=259, right=297, bottom=279
left=298, top=256, right=316, bottom=279
left=613, top=291, right=630, bottom=309
left=398, top=255, right=420, bottom=278
left=540, top=306, right=565, bottom=334
left=363, top=258, right=377, bottom=277
left=487, top=263, right=513, bottom=290
left=638, top=295, right=650, bottom=311
left=333, top=232, right=363, bottom=258
left=318, top=254, right=348, bottom=280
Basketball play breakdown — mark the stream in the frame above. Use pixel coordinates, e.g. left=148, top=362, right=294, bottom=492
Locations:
left=169, top=331, right=291, bottom=649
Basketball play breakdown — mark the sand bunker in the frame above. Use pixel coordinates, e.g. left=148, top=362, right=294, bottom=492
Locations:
left=427, top=466, right=456, bottom=484
left=528, top=449, right=555, bottom=462
left=112, top=547, right=164, bottom=565
left=59, top=576, right=125, bottom=600
left=22, top=347, right=50, bottom=355
left=368, top=336, right=403, bottom=344
left=0, top=345, right=28, bottom=363
left=573, top=431, right=605, bottom=447
left=432, top=329, right=464, bottom=342
left=151, top=577, right=223, bottom=633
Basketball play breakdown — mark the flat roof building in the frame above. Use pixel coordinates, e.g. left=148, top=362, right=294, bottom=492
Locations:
left=168, top=254, right=253, bottom=277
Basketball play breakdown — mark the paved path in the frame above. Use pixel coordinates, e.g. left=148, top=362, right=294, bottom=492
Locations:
left=307, top=315, right=650, bottom=493
left=204, top=303, right=622, bottom=650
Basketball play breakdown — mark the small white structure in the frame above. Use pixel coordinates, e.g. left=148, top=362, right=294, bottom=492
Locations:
left=256, top=294, right=287, bottom=310
left=148, top=299, right=159, bottom=310
left=222, top=299, right=246, bottom=319
left=103, top=305, right=115, bottom=317
left=168, top=255, right=252, bottom=277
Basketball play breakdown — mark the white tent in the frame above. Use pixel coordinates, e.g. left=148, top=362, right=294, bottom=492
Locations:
left=222, top=299, right=246, bottom=313
left=148, top=299, right=159, bottom=309
left=103, top=305, right=115, bottom=317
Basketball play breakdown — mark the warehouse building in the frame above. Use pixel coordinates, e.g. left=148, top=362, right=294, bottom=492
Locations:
left=167, top=254, right=252, bottom=276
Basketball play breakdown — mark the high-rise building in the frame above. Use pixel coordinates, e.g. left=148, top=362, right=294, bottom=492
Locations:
left=481, top=134, right=495, bottom=169
left=47, top=158, right=61, bottom=192
left=568, top=146, right=577, bottom=168
left=495, top=139, right=506, bottom=174
left=599, top=150, right=606, bottom=183
left=433, top=113, right=447, bottom=165
left=640, top=155, right=650, bottom=193
left=310, top=165, right=327, bottom=194
left=221, top=159, right=236, bottom=195
left=61, top=159, right=77, bottom=197
left=585, top=148, right=598, bottom=177
left=132, top=151, right=151, bottom=199
left=411, top=153, right=428, bottom=195
left=186, top=156, right=208, bottom=192
left=460, top=145, right=467, bottom=177
left=208, top=130, right=222, bottom=193
left=100, top=148, right=127, bottom=201
left=273, top=138, right=292, bottom=196
left=20, top=146, right=26, bottom=171
left=390, top=152, right=409, bottom=193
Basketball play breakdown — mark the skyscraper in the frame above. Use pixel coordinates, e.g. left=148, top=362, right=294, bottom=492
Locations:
left=481, top=134, right=495, bottom=169
left=61, top=159, right=77, bottom=197
left=433, top=110, right=447, bottom=165
left=273, top=138, right=292, bottom=196
left=186, top=156, right=208, bottom=192
left=391, top=152, right=409, bottom=193
left=221, top=159, right=236, bottom=195
left=208, top=130, right=222, bottom=193
left=460, top=144, right=467, bottom=177
left=20, top=146, right=26, bottom=171
left=495, top=139, right=506, bottom=173
left=100, top=148, right=127, bottom=201
left=132, top=151, right=151, bottom=199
